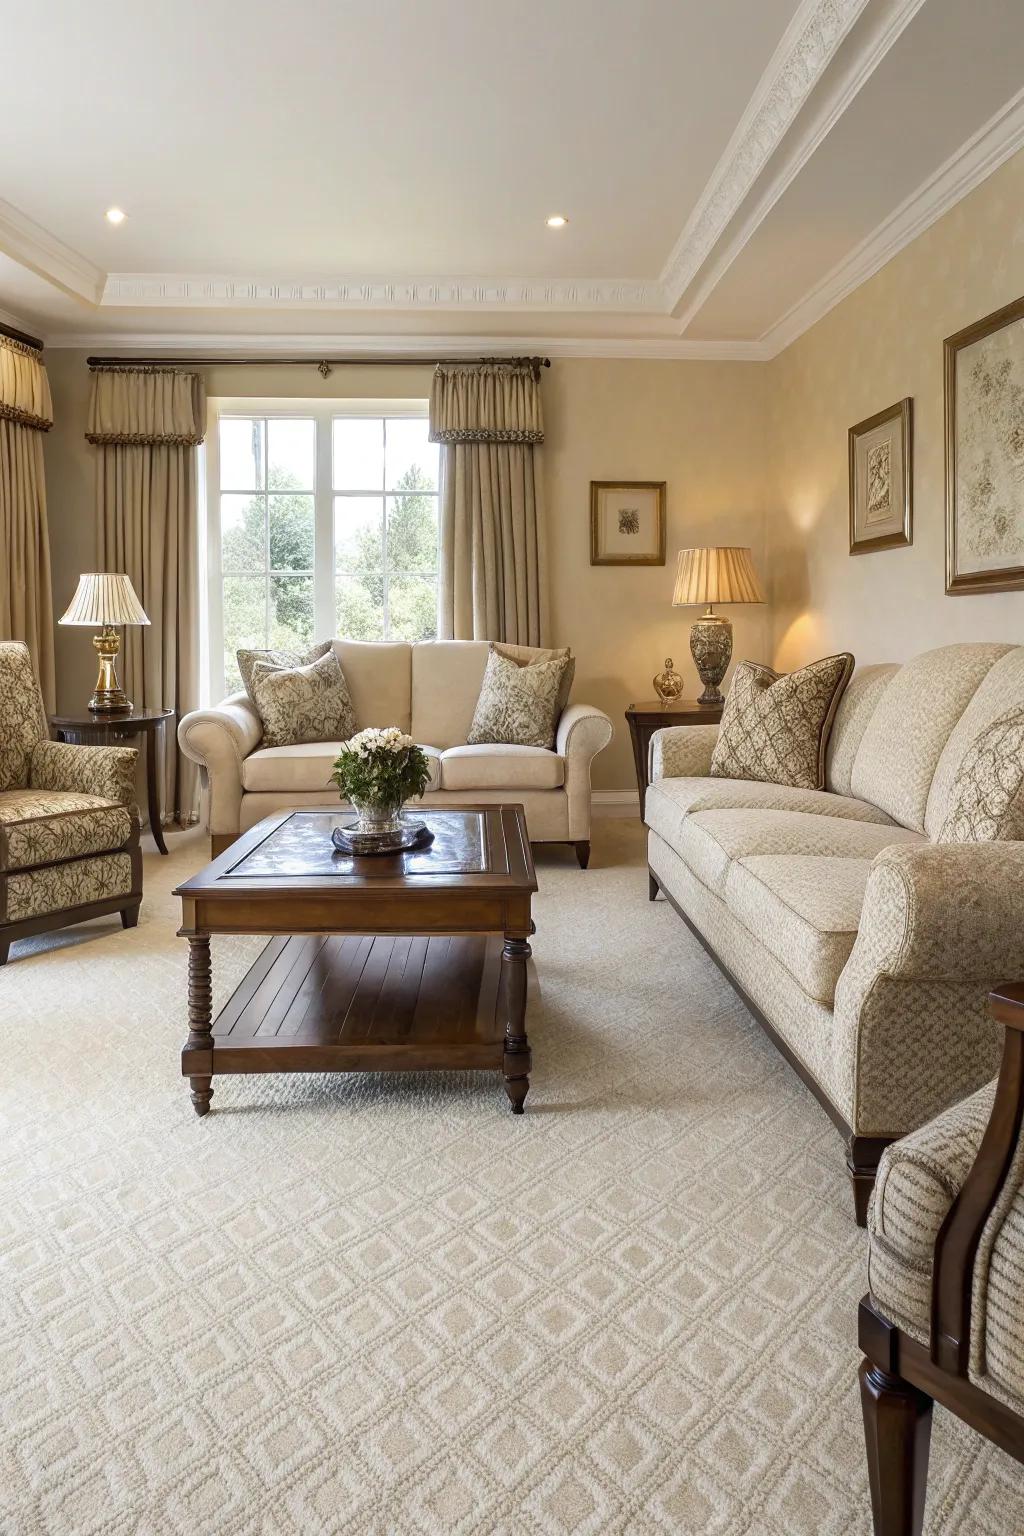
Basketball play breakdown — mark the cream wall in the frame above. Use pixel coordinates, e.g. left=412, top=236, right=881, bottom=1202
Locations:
left=767, top=147, right=1024, bottom=671
left=42, top=352, right=769, bottom=792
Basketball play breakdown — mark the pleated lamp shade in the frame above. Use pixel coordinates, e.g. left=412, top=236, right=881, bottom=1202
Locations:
left=671, top=547, right=764, bottom=607
left=59, top=572, right=151, bottom=627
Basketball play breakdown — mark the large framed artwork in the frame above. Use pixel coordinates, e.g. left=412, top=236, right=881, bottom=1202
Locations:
left=590, top=480, right=666, bottom=566
left=848, top=397, right=913, bottom=554
left=945, top=294, right=1024, bottom=594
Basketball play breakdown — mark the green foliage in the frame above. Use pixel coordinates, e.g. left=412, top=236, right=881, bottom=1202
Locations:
left=329, top=732, right=431, bottom=808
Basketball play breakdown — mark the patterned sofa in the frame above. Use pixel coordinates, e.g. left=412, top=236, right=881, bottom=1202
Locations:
left=0, top=642, right=142, bottom=963
left=645, top=642, right=1024, bottom=1220
left=178, top=639, right=613, bottom=863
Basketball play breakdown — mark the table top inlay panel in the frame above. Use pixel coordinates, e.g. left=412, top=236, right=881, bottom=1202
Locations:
left=222, top=809, right=489, bottom=880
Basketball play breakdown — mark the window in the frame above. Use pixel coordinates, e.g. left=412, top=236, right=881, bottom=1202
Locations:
left=206, top=402, right=440, bottom=697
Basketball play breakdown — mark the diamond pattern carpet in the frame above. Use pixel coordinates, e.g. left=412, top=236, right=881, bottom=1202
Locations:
left=1, top=821, right=1022, bottom=1534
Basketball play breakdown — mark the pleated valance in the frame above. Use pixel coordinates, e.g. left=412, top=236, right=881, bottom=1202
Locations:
left=429, top=362, right=544, bottom=445
left=0, top=336, right=53, bottom=432
left=86, top=366, right=206, bottom=446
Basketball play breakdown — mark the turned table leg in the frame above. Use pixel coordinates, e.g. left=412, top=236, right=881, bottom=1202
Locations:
left=187, top=933, right=213, bottom=1116
left=502, top=935, right=532, bottom=1114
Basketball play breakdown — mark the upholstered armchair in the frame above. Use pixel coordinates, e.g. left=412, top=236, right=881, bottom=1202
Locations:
left=0, top=642, right=142, bottom=963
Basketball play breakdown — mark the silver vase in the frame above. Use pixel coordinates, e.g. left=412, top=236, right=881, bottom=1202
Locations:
left=349, top=796, right=404, bottom=836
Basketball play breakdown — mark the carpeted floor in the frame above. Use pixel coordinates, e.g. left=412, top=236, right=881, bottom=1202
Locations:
left=1, top=819, right=1021, bottom=1534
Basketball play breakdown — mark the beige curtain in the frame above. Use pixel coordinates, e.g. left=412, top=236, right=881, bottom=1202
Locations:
left=430, top=362, right=548, bottom=646
left=87, top=367, right=204, bottom=826
left=0, top=336, right=55, bottom=711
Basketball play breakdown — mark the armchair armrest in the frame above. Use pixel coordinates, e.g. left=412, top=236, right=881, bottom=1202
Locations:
left=650, top=724, right=719, bottom=781
left=556, top=704, right=613, bottom=842
left=177, top=694, right=263, bottom=837
left=29, top=738, right=138, bottom=807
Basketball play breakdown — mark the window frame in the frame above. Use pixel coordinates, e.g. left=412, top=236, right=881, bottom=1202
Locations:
left=205, top=397, right=437, bottom=702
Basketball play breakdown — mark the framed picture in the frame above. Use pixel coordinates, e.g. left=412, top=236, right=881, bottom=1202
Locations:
left=848, top=398, right=912, bottom=554
left=945, top=294, right=1024, bottom=594
left=590, top=481, right=666, bottom=565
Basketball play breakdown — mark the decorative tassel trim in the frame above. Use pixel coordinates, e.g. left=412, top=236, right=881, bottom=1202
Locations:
left=0, top=402, right=52, bottom=432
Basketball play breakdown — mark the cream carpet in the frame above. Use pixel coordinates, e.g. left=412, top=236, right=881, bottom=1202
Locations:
left=1, top=820, right=1021, bottom=1535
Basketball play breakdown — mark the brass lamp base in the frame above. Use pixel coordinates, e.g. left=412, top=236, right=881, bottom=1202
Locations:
left=689, top=607, right=733, bottom=706
left=88, top=627, right=134, bottom=715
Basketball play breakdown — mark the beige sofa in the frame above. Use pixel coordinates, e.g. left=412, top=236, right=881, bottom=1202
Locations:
left=645, top=642, right=1024, bottom=1221
left=179, top=639, right=613, bottom=863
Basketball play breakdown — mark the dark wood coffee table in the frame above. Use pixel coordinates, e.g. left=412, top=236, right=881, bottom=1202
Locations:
left=175, top=806, right=537, bottom=1117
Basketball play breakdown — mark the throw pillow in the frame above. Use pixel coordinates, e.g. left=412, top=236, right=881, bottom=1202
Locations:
left=248, top=650, right=356, bottom=748
left=236, top=639, right=333, bottom=701
left=939, top=706, right=1024, bottom=843
left=492, top=641, right=576, bottom=716
left=710, top=653, right=854, bottom=790
left=467, top=645, right=571, bottom=750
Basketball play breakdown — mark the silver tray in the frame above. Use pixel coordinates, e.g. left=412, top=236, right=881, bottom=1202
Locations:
left=330, top=817, right=435, bottom=856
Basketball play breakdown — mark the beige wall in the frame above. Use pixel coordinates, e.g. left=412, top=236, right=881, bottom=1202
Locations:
left=42, top=352, right=769, bottom=791
left=767, top=147, right=1024, bottom=672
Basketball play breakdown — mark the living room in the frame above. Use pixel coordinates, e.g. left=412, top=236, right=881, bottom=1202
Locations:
left=2, top=2, right=1024, bottom=1531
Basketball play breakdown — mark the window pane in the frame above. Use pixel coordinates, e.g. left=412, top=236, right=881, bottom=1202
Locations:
left=334, top=495, right=383, bottom=573
left=386, top=418, right=437, bottom=491
left=220, top=418, right=264, bottom=490
left=268, top=418, right=314, bottom=491
left=269, top=493, right=314, bottom=571
left=336, top=575, right=384, bottom=641
left=387, top=493, right=437, bottom=576
left=333, top=417, right=384, bottom=490
left=269, top=575, right=314, bottom=651
left=221, top=494, right=265, bottom=572
left=222, top=576, right=267, bottom=689
left=388, top=575, right=438, bottom=642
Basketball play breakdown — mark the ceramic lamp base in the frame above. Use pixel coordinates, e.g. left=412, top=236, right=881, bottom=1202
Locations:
left=689, top=613, right=733, bottom=705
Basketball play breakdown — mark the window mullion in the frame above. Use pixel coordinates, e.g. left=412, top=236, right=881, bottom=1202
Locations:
left=314, top=408, right=334, bottom=642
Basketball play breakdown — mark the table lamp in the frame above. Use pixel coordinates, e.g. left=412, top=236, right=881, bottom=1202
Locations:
left=59, top=572, right=150, bottom=715
left=671, top=547, right=764, bottom=705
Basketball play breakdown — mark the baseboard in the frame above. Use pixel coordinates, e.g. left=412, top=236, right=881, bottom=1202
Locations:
left=591, top=791, right=640, bottom=818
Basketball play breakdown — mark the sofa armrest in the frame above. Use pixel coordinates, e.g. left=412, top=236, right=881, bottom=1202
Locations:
left=29, top=739, right=138, bottom=807
left=177, top=694, right=263, bottom=837
left=556, top=703, right=613, bottom=841
left=650, top=724, right=719, bottom=781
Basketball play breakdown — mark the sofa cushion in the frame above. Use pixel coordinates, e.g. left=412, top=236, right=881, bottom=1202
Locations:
left=467, top=646, right=569, bottom=750
left=439, top=744, right=564, bottom=791
left=868, top=1080, right=995, bottom=1339
left=332, top=640, right=412, bottom=733
left=675, top=807, right=923, bottom=897
left=851, top=643, right=1012, bottom=832
left=410, top=640, right=490, bottom=749
left=249, top=650, right=356, bottom=748
left=925, top=646, right=1024, bottom=837
left=825, top=664, right=900, bottom=796
left=236, top=639, right=333, bottom=702
left=643, top=776, right=893, bottom=848
left=938, top=706, right=1024, bottom=844
left=711, top=654, right=854, bottom=790
left=725, top=855, right=870, bottom=1004
left=242, top=742, right=442, bottom=793
left=0, top=789, right=135, bottom=871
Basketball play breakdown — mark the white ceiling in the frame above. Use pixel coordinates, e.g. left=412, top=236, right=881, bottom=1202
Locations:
left=1, top=0, right=1022, bottom=355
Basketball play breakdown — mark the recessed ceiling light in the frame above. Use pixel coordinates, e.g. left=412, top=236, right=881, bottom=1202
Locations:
left=105, top=207, right=126, bottom=225
left=546, top=214, right=568, bottom=228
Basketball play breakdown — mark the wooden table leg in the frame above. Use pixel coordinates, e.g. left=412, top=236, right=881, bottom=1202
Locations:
left=147, top=722, right=169, bottom=855
left=187, top=934, right=213, bottom=1116
left=502, top=935, right=532, bottom=1114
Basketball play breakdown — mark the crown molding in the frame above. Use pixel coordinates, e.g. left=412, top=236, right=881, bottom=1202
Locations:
left=0, top=198, right=104, bottom=304
left=660, top=0, right=871, bottom=310
left=673, top=0, right=928, bottom=330
left=760, top=84, right=1024, bottom=357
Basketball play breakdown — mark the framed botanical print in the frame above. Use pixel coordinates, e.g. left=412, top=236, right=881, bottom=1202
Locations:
left=945, top=294, right=1024, bottom=594
left=848, top=398, right=912, bottom=554
left=590, top=481, right=666, bottom=565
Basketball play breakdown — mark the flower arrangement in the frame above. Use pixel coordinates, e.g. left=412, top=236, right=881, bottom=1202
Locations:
left=329, top=727, right=431, bottom=830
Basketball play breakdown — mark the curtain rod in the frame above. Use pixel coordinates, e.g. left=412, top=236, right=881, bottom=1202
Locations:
left=1, top=319, right=44, bottom=350
left=85, top=353, right=552, bottom=377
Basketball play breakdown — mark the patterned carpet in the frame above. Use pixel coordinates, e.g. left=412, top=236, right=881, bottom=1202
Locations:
left=1, top=820, right=1021, bottom=1535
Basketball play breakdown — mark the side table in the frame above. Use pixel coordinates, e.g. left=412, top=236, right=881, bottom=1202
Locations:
left=625, top=699, right=723, bottom=821
left=50, top=708, right=175, bottom=855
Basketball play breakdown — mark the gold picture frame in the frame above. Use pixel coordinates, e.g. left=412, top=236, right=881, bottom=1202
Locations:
left=945, top=294, right=1024, bottom=594
left=590, top=481, right=666, bottom=566
left=848, top=398, right=912, bottom=555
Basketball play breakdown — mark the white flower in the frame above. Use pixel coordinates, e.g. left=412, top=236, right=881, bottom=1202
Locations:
left=342, top=726, right=416, bottom=756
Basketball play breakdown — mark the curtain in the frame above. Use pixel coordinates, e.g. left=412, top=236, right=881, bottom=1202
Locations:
left=0, top=335, right=55, bottom=711
left=429, top=362, right=548, bottom=646
left=87, top=367, right=205, bottom=826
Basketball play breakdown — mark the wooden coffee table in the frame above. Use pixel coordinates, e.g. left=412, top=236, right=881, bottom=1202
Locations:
left=175, top=805, right=537, bottom=1117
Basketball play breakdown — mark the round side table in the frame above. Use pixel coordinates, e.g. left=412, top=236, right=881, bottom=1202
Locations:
left=50, top=708, right=176, bottom=855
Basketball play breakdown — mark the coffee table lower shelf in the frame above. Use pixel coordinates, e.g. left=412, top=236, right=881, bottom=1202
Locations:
left=181, top=931, right=532, bottom=1114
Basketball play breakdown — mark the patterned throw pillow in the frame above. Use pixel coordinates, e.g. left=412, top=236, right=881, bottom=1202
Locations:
left=467, top=645, right=571, bottom=750
left=711, top=653, right=854, bottom=790
left=248, top=650, right=356, bottom=748
left=939, top=706, right=1024, bottom=843
left=236, top=639, right=333, bottom=701
left=492, top=642, right=576, bottom=717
